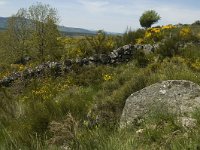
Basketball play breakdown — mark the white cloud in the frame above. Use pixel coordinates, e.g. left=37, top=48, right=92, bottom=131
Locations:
left=78, top=0, right=135, bottom=15
left=157, top=6, right=200, bottom=25
left=78, top=0, right=109, bottom=13
left=0, top=0, right=6, bottom=5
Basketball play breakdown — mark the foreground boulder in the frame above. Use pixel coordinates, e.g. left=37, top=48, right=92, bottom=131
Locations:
left=120, top=80, right=200, bottom=128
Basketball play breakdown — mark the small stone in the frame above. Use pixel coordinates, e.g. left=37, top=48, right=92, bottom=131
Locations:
left=159, top=89, right=166, bottom=94
left=136, top=129, right=144, bottom=134
left=180, top=117, right=197, bottom=128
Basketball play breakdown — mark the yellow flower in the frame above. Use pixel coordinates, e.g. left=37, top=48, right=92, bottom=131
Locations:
left=145, top=32, right=152, bottom=38
left=180, top=27, right=191, bottom=37
left=151, top=28, right=160, bottom=33
left=162, top=24, right=176, bottom=30
left=103, top=74, right=112, bottom=81
left=19, top=65, right=25, bottom=71
left=191, top=59, right=200, bottom=71
left=136, top=38, right=144, bottom=44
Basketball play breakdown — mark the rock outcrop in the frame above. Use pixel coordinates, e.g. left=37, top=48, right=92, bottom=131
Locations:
left=120, top=80, right=200, bottom=128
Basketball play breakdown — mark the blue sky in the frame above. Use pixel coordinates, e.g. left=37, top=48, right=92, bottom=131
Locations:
left=0, top=0, right=200, bottom=32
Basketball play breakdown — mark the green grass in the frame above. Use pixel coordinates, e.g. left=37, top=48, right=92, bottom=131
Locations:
left=0, top=23, right=200, bottom=149
left=1, top=54, right=200, bottom=149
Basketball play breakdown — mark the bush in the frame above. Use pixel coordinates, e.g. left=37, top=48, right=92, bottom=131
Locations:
left=142, top=25, right=177, bottom=43
left=180, top=44, right=200, bottom=61
left=123, top=28, right=145, bottom=44
left=86, top=30, right=117, bottom=54
left=134, top=50, right=149, bottom=67
left=156, top=36, right=180, bottom=58
left=192, top=20, right=200, bottom=26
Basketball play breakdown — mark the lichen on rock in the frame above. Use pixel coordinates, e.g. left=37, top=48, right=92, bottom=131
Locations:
left=120, top=80, right=200, bottom=128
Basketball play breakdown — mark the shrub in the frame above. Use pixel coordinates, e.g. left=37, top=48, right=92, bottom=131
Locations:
left=134, top=50, right=149, bottom=67
left=58, top=37, right=91, bottom=59
left=181, top=26, right=198, bottom=42
left=180, top=44, right=200, bottom=61
left=86, top=30, right=116, bottom=54
left=156, top=36, right=180, bottom=58
left=123, top=28, right=145, bottom=44
left=192, top=20, right=200, bottom=26
left=47, top=113, right=78, bottom=147
left=142, top=25, right=176, bottom=43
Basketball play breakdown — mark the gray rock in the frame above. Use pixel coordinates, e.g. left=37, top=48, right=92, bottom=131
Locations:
left=64, top=59, right=73, bottom=67
left=121, top=54, right=132, bottom=61
left=153, top=43, right=160, bottom=50
left=109, top=52, right=118, bottom=59
left=75, top=58, right=81, bottom=64
left=0, top=76, right=14, bottom=87
left=113, top=50, right=119, bottom=56
left=81, top=58, right=89, bottom=65
left=23, top=68, right=35, bottom=79
left=116, top=47, right=124, bottom=55
left=143, top=44, right=154, bottom=54
left=122, top=44, right=132, bottom=51
left=88, top=56, right=95, bottom=61
left=93, top=54, right=100, bottom=62
left=179, top=117, right=197, bottom=128
left=124, top=49, right=132, bottom=55
left=134, top=44, right=143, bottom=50
left=120, top=80, right=200, bottom=128
left=99, top=54, right=110, bottom=64
left=75, top=58, right=84, bottom=66
left=10, top=72, right=21, bottom=80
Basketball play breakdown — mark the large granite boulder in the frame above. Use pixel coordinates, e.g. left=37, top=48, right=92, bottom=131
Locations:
left=120, top=80, right=200, bottom=128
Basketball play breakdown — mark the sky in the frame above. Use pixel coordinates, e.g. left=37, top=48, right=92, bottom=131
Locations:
left=0, top=0, right=200, bottom=32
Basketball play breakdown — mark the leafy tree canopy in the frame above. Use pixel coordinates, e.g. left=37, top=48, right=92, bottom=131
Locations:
left=139, top=10, right=161, bottom=28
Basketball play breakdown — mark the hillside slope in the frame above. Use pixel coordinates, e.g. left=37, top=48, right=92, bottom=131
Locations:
left=0, top=17, right=7, bottom=29
left=0, top=17, right=96, bottom=35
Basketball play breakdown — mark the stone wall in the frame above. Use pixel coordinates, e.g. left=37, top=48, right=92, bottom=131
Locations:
left=0, top=44, right=156, bottom=87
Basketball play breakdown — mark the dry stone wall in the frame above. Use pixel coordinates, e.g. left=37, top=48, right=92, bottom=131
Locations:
left=0, top=44, right=157, bottom=87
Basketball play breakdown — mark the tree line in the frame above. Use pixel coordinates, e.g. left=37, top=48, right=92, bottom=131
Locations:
left=0, top=2, right=162, bottom=65
left=1, top=2, right=63, bottom=63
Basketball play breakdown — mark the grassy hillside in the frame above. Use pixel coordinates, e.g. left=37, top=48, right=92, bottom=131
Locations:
left=0, top=22, right=200, bottom=149
left=1, top=3, right=200, bottom=149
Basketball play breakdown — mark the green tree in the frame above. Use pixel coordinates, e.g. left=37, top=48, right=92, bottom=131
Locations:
left=4, top=8, right=31, bottom=62
left=4, top=2, right=62, bottom=62
left=28, top=2, right=61, bottom=61
left=139, top=10, right=161, bottom=28
left=0, top=32, right=9, bottom=65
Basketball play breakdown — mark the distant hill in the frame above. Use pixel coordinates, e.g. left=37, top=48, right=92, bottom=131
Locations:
left=58, top=26, right=96, bottom=35
left=0, top=17, right=96, bottom=36
left=0, top=17, right=121, bottom=36
left=0, top=17, right=8, bottom=29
